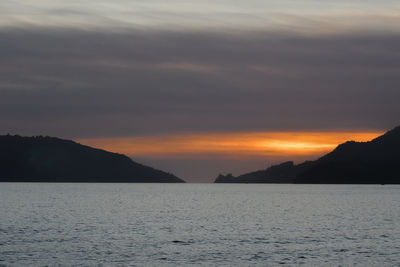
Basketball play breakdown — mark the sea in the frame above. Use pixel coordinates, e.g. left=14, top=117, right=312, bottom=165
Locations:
left=1, top=183, right=399, bottom=266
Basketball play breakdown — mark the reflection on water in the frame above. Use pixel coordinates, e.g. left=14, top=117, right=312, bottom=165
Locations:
left=1, top=183, right=399, bottom=266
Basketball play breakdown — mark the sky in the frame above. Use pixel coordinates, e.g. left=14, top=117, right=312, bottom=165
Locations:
left=1, top=1, right=400, bottom=182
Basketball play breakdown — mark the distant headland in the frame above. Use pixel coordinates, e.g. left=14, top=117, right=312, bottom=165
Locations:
left=0, top=135, right=184, bottom=183
left=215, top=126, right=400, bottom=184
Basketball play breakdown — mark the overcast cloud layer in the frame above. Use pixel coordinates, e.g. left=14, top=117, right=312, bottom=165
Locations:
left=2, top=1, right=400, bottom=139
left=2, top=0, right=400, bottom=31
left=1, top=28, right=400, bottom=138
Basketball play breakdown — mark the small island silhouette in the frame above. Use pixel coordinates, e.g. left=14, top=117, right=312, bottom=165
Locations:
left=215, top=126, right=400, bottom=184
left=0, top=135, right=184, bottom=183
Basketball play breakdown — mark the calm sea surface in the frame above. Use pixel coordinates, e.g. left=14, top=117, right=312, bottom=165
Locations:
left=1, top=183, right=400, bottom=266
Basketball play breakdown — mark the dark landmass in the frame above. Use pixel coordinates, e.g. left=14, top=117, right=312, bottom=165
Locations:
left=0, top=135, right=184, bottom=183
left=215, top=126, right=400, bottom=184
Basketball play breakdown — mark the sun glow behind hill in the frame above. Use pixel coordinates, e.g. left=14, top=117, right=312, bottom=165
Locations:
left=79, top=131, right=382, bottom=160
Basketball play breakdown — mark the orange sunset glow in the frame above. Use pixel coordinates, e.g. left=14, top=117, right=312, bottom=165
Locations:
left=79, top=131, right=382, bottom=159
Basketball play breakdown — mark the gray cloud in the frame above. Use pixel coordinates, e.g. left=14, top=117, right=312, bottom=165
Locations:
left=1, top=28, right=400, bottom=138
left=2, top=0, right=400, bottom=33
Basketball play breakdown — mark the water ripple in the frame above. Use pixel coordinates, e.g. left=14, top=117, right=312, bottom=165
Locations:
left=1, top=183, right=400, bottom=266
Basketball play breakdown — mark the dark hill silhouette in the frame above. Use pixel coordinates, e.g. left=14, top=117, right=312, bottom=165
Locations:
left=215, top=161, right=302, bottom=183
left=215, top=126, right=400, bottom=184
left=0, top=135, right=184, bottom=183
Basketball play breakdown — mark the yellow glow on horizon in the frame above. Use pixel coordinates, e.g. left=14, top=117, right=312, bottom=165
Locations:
left=78, top=131, right=382, bottom=160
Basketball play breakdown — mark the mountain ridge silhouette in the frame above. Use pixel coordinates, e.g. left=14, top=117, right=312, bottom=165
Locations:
left=0, top=135, right=184, bottom=183
left=215, top=126, right=400, bottom=184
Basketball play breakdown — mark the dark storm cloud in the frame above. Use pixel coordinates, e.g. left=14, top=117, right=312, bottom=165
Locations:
left=1, top=28, right=400, bottom=138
